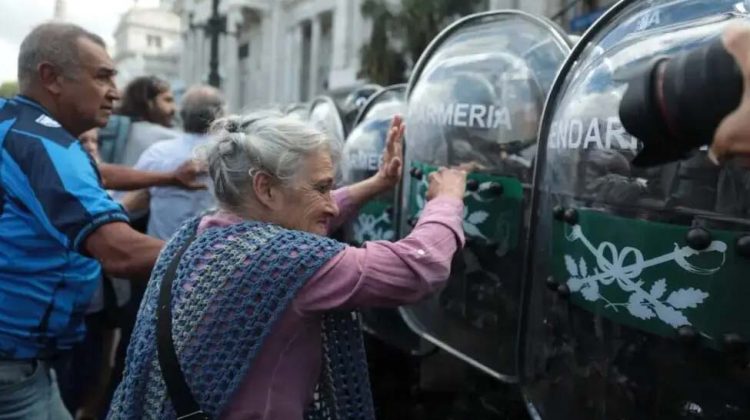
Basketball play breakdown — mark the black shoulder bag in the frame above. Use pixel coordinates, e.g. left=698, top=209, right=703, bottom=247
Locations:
left=156, top=231, right=210, bottom=420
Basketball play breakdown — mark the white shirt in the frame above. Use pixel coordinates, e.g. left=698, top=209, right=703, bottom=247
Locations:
left=134, top=132, right=216, bottom=240
left=121, top=121, right=179, bottom=166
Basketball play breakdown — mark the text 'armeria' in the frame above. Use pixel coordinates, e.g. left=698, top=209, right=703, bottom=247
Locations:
left=410, top=103, right=513, bottom=130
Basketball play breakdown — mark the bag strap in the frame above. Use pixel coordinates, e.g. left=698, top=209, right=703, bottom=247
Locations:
left=156, top=230, right=210, bottom=420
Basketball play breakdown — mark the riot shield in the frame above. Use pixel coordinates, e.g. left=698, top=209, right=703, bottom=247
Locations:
left=399, top=10, right=572, bottom=382
left=308, top=96, right=347, bottom=147
left=520, top=1, right=750, bottom=419
left=340, top=84, right=383, bottom=134
left=339, top=84, right=434, bottom=355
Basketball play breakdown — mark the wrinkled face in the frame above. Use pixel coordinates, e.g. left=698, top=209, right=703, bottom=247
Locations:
left=57, top=37, right=119, bottom=135
left=78, top=128, right=100, bottom=160
left=149, top=88, right=176, bottom=127
left=276, top=150, right=340, bottom=236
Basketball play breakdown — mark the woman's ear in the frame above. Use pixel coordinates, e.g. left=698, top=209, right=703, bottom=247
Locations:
left=252, top=171, right=283, bottom=210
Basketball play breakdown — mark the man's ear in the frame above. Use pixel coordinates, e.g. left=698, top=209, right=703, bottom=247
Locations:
left=252, top=171, right=283, bottom=210
left=38, top=62, right=63, bottom=95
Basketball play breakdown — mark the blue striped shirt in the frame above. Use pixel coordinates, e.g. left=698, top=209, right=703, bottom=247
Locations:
left=0, top=95, right=129, bottom=359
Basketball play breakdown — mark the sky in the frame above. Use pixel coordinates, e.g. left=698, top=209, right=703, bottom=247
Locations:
left=0, top=0, right=161, bottom=83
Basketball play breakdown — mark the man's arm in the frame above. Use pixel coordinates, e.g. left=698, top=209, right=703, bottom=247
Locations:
left=84, top=222, right=164, bottom=281
left=119, top=189, right=150, bottom=214
left=98, top=160, right=206, bottom=191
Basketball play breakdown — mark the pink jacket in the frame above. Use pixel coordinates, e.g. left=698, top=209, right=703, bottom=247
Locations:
left=197, top=188, right=465, bottom=420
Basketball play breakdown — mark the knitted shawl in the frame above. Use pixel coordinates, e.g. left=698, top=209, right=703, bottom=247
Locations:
left=108, top=217, right=375, bottom=419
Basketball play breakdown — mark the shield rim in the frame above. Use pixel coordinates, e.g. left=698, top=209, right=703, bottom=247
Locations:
left=353, top=83, right=407, bottom=128
left=398, top=9, right=574, bottom=383
left=284, top=103, right=309, bottom=116
left=307, top=95, right=348, bottom=140
left=405, top=9, right=573, bottom=99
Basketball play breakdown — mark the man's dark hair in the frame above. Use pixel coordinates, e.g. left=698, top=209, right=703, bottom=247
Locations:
left=180, top=86, right=225, bottom=134
left=18, top=22, right=106, bottom=92
left=116, top=76, right=170, bottom=121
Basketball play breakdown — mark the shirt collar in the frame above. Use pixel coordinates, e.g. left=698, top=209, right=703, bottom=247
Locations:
left=14, top=95, right=53, bottom=116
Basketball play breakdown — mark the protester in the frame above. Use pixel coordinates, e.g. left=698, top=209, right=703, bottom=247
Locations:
left=0, top=22, right=167, bottom=419
left=116, top=76, right=179, bottom=166
left=123, top=85, right=224, bottom=240
left=109, top=112, right=467, bottom=419
left=79, top=127, right=206, bottom=192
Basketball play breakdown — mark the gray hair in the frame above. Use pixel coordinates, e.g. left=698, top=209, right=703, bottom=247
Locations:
left=180, top=85, right=225, bottom=134
left=18, top=22, right=106, bottom=92
left=202, top=111, right=341, bottom=211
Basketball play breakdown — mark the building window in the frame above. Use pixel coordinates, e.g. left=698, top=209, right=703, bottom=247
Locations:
left=147, top=35, right=163, bottom=49
left=238, top=43, right=249, bottom=59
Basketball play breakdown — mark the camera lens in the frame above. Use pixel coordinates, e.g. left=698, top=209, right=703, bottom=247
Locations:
left=620, top=37, right=743, bottom=167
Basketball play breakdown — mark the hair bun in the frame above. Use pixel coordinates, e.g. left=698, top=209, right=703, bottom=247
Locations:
left=217, top=137, right=238, bottom=155
left=224, top=119, right=242, bottom=133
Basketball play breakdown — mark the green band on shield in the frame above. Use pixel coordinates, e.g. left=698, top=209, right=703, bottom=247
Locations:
left=407, top=161, right=524, bottom=251
left=552, top=209, right=750, bottom=350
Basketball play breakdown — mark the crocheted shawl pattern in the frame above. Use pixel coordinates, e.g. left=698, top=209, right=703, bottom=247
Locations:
left=108, top=218, right=375, bottom=419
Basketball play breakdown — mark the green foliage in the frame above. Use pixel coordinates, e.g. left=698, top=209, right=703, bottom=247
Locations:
left=360, top=0, right=407, bottom=85
left=0, top=80, right=18, bottom=98
left=359, top=0, right=483, bottom=85
left=395, top=0, right=483, bottom=64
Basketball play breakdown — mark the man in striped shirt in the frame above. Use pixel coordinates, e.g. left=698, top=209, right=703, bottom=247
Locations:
left=0, top=22, right=166, bottom=418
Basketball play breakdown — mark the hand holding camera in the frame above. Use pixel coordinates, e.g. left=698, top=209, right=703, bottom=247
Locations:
left=619, top=23, right=750, bottom=167
left=712, top=23, right=750, bottom=165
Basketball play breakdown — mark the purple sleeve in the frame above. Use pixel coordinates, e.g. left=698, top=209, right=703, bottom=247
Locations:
left=327, top=187, right=359, bottom=233
left=294, top=196, right=465, bottom=314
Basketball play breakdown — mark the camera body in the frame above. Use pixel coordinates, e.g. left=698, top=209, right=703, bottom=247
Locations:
left=619, top=37, right=743, bottom=166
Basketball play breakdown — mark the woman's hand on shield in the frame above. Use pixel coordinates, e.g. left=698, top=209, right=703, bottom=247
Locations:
left=426, top=167, right=467, bottom=202
left=375, top=115, right=405, bottom=190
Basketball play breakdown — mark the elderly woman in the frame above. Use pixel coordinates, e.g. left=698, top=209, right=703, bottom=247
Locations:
left=108, top=112, right=467, bottom=419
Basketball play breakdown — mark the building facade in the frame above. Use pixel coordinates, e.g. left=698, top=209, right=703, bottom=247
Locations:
left=172, top=0, right=614, bottom=112
left=173, top=0, right=374, bottom=111
left=113, top=5, right=182, bottom=89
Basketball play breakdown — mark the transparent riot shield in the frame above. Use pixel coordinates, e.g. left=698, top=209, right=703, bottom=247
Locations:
left=520, top=1, right=750, bottom=418
left=399, top=10, right=572, bottom=382
left=339, top=85, right=434, bottom=355
left=308, top=96, right=347, bottom=147
left=340, top=84, right=383, bottom=134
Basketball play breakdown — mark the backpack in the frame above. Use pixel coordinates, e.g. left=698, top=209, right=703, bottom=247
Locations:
left=98, top=115, right=132, bottom=164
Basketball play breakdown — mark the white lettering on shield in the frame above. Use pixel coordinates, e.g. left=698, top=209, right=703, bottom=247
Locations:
left=411, top=103, right=512, bottom=130
left=549, top=116, right=638, bottom=150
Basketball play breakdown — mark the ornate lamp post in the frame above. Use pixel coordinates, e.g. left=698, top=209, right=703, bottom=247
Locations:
left=190, top=0, right=227, bottom=88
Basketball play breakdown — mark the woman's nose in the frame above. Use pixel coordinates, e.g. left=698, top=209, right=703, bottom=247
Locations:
left=327, top=196, right=340, bottom=218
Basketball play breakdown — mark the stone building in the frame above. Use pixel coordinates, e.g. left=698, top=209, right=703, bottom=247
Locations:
left=172, top=0, right=615, bottom=111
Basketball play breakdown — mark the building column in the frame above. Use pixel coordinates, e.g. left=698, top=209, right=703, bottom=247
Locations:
left=292, top=23, right=303, bottom=102
left=224, top=8, right=242, bottom=110
left=282, top=29, right=292, bottom=102
left=267, top=7, right=281, bottom=103
left=308, top=15, right=321, bottom=98
left=332, top=0, right=350, bottom=70
left=179, top=23, right=190, bottom=85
